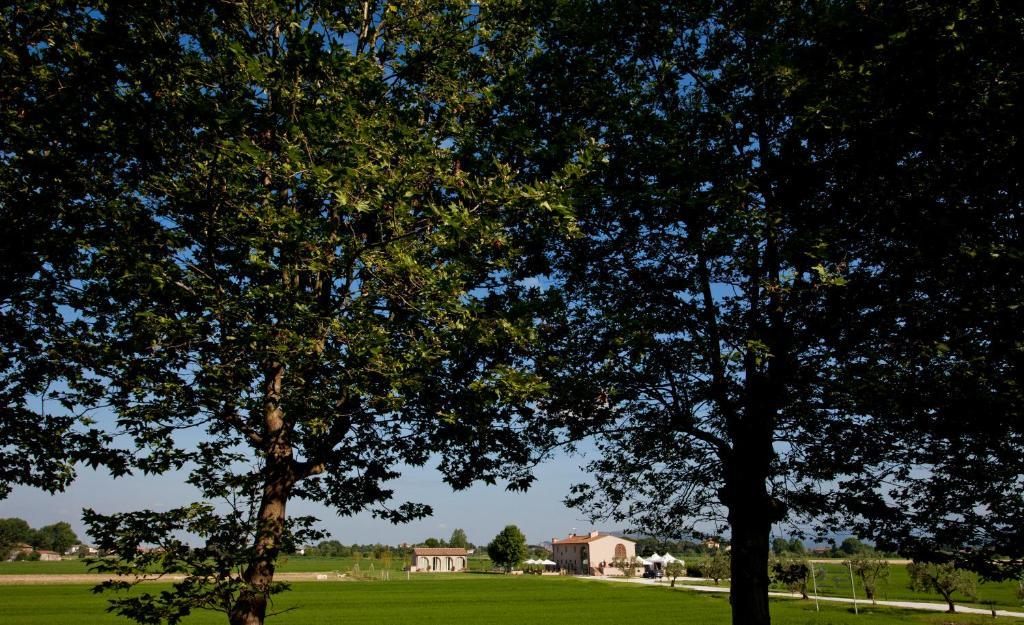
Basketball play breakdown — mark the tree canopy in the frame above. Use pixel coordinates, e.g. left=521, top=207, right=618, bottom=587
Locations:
left=2, top=2, right=582, bottom=625
left=449, top=528, right=469, bottom=549
left=2, top=3, right=1021, bottom=625
left=486, top=524, right=527, bottom=572
left=32, top=521, right=79, bottom=554
left=497, top=1, right=1024, bottom=624
left=0, top=518, right=34, bottom=555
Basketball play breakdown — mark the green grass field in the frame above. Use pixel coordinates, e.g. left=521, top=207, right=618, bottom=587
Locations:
left=0, top=557, right=389, bottom=575
left=0, top=555, right=497, bottom=575
left=0, top=559, right=93, bottom=575
left=0, top=576, right=1016, bottom=625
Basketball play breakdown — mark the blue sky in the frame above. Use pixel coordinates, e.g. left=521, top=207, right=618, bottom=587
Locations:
left=0, top=451, right=605, bottom=549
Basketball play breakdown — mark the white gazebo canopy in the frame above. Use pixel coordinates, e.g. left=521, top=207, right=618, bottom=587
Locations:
left=541, top=559, right=556, bottom=566
left=661, top=553, right=678, bottom=563
left=647, top=553, right=664, bottom=564
left=524, top=559, right=538, bottom=565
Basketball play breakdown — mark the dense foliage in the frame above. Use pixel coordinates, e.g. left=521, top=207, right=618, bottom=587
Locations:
left=448, top=528, right=469, bottom=549
left=2, top=2, right=582, bottom=624
left=3, top=3, right=1021, bottom=625
left=493, top=2, right=1024, bottom=623
left=0, top=518, right=79, bottom=556
left=0, top=518, right=34, bottom=556
left=486, top=525, right=527, bottom=572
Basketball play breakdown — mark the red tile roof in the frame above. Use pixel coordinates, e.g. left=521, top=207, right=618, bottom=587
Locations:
left=412, top=547, right=468, bottom=556
left=553, top=533, right=633, bottom=544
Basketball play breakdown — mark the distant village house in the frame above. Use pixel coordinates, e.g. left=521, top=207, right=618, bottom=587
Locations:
left=409, top=547, right=468, bottom=572
left=551, top=531, right=638, bottom=576
left=4, top=543, right=34, bottom=561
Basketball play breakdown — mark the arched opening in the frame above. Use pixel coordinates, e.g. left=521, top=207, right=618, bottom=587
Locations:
left=433, top=556, right=440, bottom=571
left=614, top=544, right=626, bottom=559
left=446, top=557, right=453, bottom=571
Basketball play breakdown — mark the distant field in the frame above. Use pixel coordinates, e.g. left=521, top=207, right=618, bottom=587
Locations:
left=0, top=554, right=497, bottom=576
left=0, top=576, right=1013, bottom=625
left=0, top=560, right=92, bottom=575
left=272, top=554, right=496, bottom=573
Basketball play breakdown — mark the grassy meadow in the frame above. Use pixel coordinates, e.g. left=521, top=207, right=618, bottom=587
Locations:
left=0, top=575, right=1019, bottom=625
left=0, top=554, right=497, bottom=576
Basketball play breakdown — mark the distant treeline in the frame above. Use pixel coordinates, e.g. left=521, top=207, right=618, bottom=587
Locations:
left=632, top=537, right=713, bottom=557
left=633, top=536, right=899, bottom=559
left=777, top=537, right=899, bottom=559
left=301, top=528, right=475, bottom=558
left=0, top=518, right=79, bottom=558
left=301, top=541, right=407, bottom=558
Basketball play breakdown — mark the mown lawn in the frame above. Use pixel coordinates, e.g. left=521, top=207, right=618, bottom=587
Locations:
left=274, top=553, right=496, bottom=573
left=0, top=576, right=1015, bottom=625
left=0, top=559, right=93, bottom=575
left=0, top=554, right=497, bottom=576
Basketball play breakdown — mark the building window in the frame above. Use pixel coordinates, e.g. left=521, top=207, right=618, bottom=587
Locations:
left=614, top=544, right=626, bottom=559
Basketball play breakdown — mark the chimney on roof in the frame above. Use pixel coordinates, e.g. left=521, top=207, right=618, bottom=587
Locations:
left=590, top=530, right=599, bottom=538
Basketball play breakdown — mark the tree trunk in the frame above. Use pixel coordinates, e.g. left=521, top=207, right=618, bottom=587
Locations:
left=942, top=591, right=956, bottom=613
left=728, top=504, right=772, bottom=625
left=229, top=475, right=291, bottom=625
left=230, top=363, right=294, bottom=625
left=724, top=407, right=778, bottom=625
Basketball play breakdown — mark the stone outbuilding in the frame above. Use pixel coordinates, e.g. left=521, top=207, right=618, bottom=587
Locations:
left=409, top=547, right=468, bottom=572
left=551, top=531, right=639, bottom=576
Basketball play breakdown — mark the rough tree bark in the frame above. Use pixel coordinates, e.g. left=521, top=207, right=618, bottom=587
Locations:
left=230, top=363, right=294, bottom=625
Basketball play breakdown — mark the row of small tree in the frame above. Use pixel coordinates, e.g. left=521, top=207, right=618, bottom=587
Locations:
left=771, top=552, right=982, bottom=614
left=634, top=544, right=995, bottom=615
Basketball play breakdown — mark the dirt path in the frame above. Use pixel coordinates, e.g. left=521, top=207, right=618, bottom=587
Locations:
left=584, top=575, right=1024, bottom=619
left=0, top=572, right=356, bottom=585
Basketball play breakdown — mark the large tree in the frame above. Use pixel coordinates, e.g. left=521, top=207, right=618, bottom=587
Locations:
left=449, top=528, right=469, bottom=549
left=32, top=521, right=78, bottom=555
left=504, top=2, right=1024, bottom=624
left=3, top=2, right=579, bottom=625
left=486, top=524, right=527, bottom=572
left=0, top=518, right=33, bottom=556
